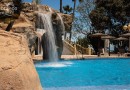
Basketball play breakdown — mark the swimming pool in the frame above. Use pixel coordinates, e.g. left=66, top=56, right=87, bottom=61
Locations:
left=35, top=58, right=130, bottom=90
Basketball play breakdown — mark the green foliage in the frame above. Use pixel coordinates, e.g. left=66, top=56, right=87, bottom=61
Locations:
left=88, top=0, right=130, bottom=53
left=89, top=0, right=130, bottom=35
left=89, top=7, right=110, bottom=30
left=76, top=36, right=90, bottom=48
left=63, top=5, right=73, bottom=14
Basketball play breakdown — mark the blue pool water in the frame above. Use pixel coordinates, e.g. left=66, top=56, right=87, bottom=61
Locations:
left=35, top=58, right=130, bottom=90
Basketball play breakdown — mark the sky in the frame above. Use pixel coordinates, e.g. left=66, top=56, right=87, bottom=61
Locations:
left=24, top=0, right=74, bottom=11
left=23, top=0, right=115, bottom=50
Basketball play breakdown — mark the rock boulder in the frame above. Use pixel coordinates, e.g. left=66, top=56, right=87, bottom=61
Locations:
left=0, top=31, right=42, bottom=90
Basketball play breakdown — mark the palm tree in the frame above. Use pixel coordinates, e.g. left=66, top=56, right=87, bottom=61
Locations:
left=63, top=5, right=73, bottom=14
left=72, top=0, right=76, bottom=16
left=60, top=0, right=63, bottom=12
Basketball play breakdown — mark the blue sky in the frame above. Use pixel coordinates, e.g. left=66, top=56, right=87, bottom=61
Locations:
left=24, top=0, right=74, bottom=11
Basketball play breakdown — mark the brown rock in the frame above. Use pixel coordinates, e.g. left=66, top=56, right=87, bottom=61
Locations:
left=11, top=12, right=37, bottom=54
left=0, top=0, right=73, bottom=59
left=62, top=14, right=73, bottom=32
left=0, top=31, right=42, bottom=90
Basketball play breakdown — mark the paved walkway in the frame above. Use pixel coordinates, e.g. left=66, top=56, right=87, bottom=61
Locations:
left=61, top=55, right=97, bottom=60
left=33, top=54, right=128, bottom=61
left=33, top=55, right=43, bottom=61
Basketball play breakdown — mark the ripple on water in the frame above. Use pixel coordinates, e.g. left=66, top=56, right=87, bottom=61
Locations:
left=35, top=61, right=73, bottom=68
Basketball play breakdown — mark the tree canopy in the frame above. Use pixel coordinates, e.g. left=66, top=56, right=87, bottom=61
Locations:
left=89, top=0, right=130, bottom=35
left=63, top=5, right=73, bottom=14
left=72, top=0, right=130, bottom=53
left=88, top=0, right=130, bottom=53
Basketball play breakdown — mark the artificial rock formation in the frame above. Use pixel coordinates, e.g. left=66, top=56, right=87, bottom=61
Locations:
left=11, top=12, right=37, bottom=54
left=0, top=31, right=42, bottom=90
left=35, top=5, right=72, bottom=59
left=0, top=1, right=72, bottom=59
left=0, top=1, right=37, bottom=54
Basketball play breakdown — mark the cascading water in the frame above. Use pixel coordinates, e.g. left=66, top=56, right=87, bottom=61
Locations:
left=57, top=13, right=65, bottom=40
left=57, top=13, right=65, bottom=32
left=37, top=13, right=58, bottom=62
left=36, top=11, right=73, bottom=67
left=36, top=28, right=46, bottom=55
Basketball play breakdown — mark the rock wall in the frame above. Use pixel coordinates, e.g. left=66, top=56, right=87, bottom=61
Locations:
left=0, top=1, right=72, bottom=58
left=11, top=12, right=37, bottom=54
left=35, top=5, right=72, bottom=59
left=0, top=1, right=72, bottom=89
left=0, top=31, right=42, bottom=90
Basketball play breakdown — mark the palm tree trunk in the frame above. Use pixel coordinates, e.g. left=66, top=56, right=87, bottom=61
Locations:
left=60, top=0, right=63, bottom=12
left=69, top=0, right=76, bottom=40
left=73, top=0, right=76, bottom=17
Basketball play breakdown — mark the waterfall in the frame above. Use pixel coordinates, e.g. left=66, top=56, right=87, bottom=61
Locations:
left=36, top=28, right=46, bottom=55
left=57, top=13, right=65, bottom=40
left=37, top=13, right=58, bottom=62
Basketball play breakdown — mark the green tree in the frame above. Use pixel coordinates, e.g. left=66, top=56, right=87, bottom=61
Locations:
left=88, top=0, right=130, bottom=53
left=89, top=0, right=130, bottom=35
left=71, top=0, right=100, bottom=53
left=76, top=36, right=90, bottom=48
left=63, top=5, right=73, bottom=14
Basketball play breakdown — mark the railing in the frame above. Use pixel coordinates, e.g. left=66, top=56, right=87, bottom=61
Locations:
left=76, top=44, right=87, bottom=54
left=64, top=39, right=92, bottom=55
left=63, top=40, right=75, bottom=54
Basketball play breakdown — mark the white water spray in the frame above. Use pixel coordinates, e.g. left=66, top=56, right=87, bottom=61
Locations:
left=57, top=13, right=65, bottom=32
left=38, top=13, right=58, bottom=62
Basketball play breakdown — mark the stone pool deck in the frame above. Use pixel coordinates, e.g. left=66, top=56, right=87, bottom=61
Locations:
left=33, top=54, right=129, bottom=61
